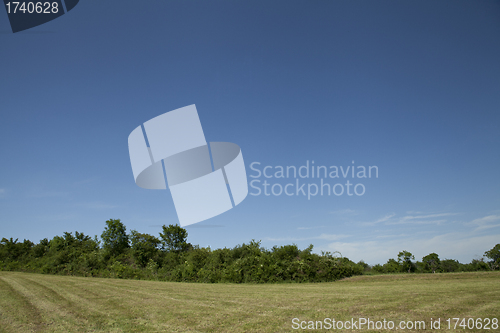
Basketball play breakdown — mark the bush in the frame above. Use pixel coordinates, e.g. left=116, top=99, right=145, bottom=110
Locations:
left=3, top=221, right=496, bottom=283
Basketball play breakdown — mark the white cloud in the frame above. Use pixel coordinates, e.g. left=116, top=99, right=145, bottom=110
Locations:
left=400, top=213, right=458, bottom=221
left=0, top=188, right=5, bottom=197
left=374, top=233, right=409, bottom=239
left=476, top=224, right=500, bottom=231
left=265, top=234, right=350, bottom=243
left=316, top=234, right=350, bottom=241
left=362, top=213, right=395, bottom=226
left=466, top=215, right=500, bottom=231
left=376, top=213, right=396, bottom=222
left=405, top=210, right=424, bottom=214
left=318, top=231, right=500, bottom=265
left=264, top=236, right=309, bottom=242
left=363, top=212, right=457, bottom=226
left=469, top=215, right=500, bottom=225
left=386, top=219, right=447, bottom=226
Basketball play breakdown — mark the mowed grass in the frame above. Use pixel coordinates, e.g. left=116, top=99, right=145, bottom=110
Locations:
left=0, top=271, right=499, bottom=332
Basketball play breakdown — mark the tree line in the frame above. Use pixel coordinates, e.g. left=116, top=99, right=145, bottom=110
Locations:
left=361, top=246, right=500, bottom=274
left=0, top=219, right=498, bottom=282
left=0, top=219, right=362, bottom=283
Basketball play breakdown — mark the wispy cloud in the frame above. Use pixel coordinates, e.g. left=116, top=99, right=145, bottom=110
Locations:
left=466, top=215, right=500, bottom=231
left=386, top=219, right=447, bottom=226
left=185, top=224, right=225, bottom=228
left=469, top=215, right=500, bottom=224
left=362, top=213, right=395, bottom=226
left=374, top=233, right=409, bottom=239
left=319, top=231, right=500, bottom=265
left=399, top=213, right=458, bottom=221
left=376, top=213, right=396, bottom=223
left=0, top=188, right=6, bottom=198
left=265, top=234, right=350, bottom=243
left=264, top=236, right=309, bottom=242
left=374, top=230, right=435, bottom=239
left=316, top=233, right=350, bottom=241
left=364, top=212, right=457, bottom=226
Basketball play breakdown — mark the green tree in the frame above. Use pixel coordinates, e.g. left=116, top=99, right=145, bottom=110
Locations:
left=440, top=259, right=461, bottom=272
left=159, top=224, right=188, bottom=253
left=101, top=219, right=129, bottom=256
left=0, top=238, right=33, bottom=262
left=130, top=230, right=160, bottom=267
left=356, top=260, right=370, bottom=272
left=397, top=250, right=415, bottom=273
left=484, top=243, right=500, bottom=270
left=464, top=258, right=489, bottom=272
left=383, top=258, right=400, bottom=273
left=422, top=253, right=440, bottom=273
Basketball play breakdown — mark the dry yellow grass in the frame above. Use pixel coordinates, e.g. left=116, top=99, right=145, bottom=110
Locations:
left=0, top=271, right=499, bottom=332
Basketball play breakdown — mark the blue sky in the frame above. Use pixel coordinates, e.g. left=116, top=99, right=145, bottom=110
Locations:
left=1, top=0, right=499, bottom=265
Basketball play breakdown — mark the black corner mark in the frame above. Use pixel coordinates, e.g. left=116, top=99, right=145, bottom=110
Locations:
left=3, top=0, right=79, bottom=33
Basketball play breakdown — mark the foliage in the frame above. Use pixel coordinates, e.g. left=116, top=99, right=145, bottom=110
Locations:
left=484, top=243, right=500, bottom=270
left=440, top=259, right=461, bottom=272
left=383, top=258, right=401, bottom=273
left=397, top=250, right=415, bottom=273
left=130, top=230, right=160, bottom=267
left=101, top=219, right=129, bottom=256
left=159, top=224, right=189, bottom=253
left=422, top=253, right=440, bottom=273
left=356, top=260, right=370, bottom=272
left=462, top=258, right=490, bottom=272
left=1, top=221, right=497, bottom=283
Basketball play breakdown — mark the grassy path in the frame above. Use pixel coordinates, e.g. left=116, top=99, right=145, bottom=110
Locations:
left=0, top=271, right=499, bottom=332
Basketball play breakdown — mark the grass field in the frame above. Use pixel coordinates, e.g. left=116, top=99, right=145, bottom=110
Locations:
left=0, top=271, right=499, bottom=332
